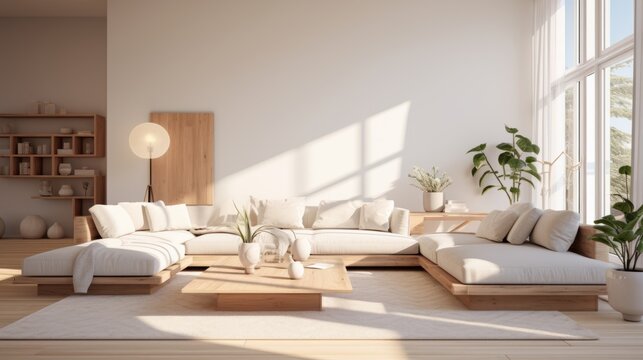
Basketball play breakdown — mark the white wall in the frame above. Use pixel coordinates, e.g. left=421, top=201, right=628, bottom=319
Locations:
left=107, top=0, right=533, bottom=216
left=0, top=18, right=106, bottom=237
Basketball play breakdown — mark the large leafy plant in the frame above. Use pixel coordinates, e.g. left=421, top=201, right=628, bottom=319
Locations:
left=467, top=125, right=541, bottom=204
left=591, top=165, right=643, bottom=271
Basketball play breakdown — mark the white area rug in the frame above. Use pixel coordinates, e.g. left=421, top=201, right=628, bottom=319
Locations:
left=0, top=270, right=596, bottom=340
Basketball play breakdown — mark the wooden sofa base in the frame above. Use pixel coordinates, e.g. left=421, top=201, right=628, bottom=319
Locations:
left=14, top=257, right=193, bottom=296
left=417, top=256, right=606, bottom=311
left=191, top=254, right=420, bottom=267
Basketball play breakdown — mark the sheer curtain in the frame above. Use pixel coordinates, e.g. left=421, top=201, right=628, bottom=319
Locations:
left=633, top=0, right=643, bottom=207
left=532, top=0, right=565, bottom=209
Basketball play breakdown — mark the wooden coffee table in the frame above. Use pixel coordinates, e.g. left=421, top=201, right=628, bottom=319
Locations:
left=181, top=256, right=352, bottom=311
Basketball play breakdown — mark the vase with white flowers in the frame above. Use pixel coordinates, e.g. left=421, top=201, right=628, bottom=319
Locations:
left=408, top=166, right=453, bottom=212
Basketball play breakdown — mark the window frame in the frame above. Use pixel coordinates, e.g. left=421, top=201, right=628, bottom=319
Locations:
left=559, top=0, right=634, bottom=222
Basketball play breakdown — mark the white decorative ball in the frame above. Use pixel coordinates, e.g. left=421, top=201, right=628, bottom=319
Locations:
left=20, top=215, right=47, bottom=239
left=47, top=222, right=64, bottom=239
left=288, top=261, right=305, bottom=280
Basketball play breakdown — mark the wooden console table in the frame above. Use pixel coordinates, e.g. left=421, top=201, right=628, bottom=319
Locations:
left=410, top=212, right=487, bottom=235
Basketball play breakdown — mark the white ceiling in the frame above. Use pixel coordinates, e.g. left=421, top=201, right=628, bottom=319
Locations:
left=0, top=0, right=106, bottom=17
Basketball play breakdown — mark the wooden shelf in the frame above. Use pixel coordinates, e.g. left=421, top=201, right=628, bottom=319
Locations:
left=31, top=196, right=93, bottom=200
left=0, top=133, right=94, bottom=137
left=0, top=113, right=98, bottom=119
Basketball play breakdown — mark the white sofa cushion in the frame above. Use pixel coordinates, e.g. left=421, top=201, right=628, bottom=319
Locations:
left=437, top=242, right=614, bottom=284
left=118, top=202, right=150, bottom=230
left=309, top=229, right=418, bottom=255
left=185, top=230, right=313, bottom=255
left=506, top=207, right=543, bottom=245
left=417, top=232, right=492, bottom=263
left=475, top=210, right=519, bottom=242
left=143, top=201, right=169, bottom=232
left=258, top=197, right=306, bottom=229
left=359, top=200, right=394, bottom=232
left=312, top=200, right=363, bottom=229
left=124, top=230, right=195, bottom=245
left=165, top=204, right=192, bottom=230
left=531, top=210, right=580, bottom=252
left=22, top=238, right=185, bottom=277
left=89, top=205, right=136, bottom=239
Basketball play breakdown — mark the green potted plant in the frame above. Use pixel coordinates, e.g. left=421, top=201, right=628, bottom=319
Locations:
left=408, top=166, right=452, bottom=212
left=233, top=203, right=272, bottom=274
left=591, top=165, right=643, bottom=322
left=466, top=125, right=541, bottom=205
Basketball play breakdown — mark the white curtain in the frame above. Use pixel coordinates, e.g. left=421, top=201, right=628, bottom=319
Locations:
left=532, top=0, right=565, bottom=209
left=632, top=0, right=643, bottom=207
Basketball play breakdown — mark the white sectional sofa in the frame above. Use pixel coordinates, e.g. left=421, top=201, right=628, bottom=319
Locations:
left=17, top=200, right=614, bottom=311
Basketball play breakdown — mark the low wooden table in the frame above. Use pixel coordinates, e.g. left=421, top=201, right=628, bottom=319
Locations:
left=410, top=212, right=488, bottom=235
left=181, top=256, right=353, bottom=311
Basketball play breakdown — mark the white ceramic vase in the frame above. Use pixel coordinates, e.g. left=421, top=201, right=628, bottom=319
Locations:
left=291, top=237, right=311, bottom=261
left=238, top=242, right=261, bottom=274
left=607, top=268, right=643, bottom=322
left=20, top=215, right=47, bottom=239
left=58, top=184, right=74, bottom=196
left=0, top=217, right=5, bottom=238
left=423, top=192, right=444, bottom=212
left=47, top=222, right=64, bottom=239
left=288, top=259, right=305, bottom=280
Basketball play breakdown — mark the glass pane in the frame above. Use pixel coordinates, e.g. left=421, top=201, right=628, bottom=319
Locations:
left=565, top=0, right=578, bottom=69
left=585, top=0, right=595, bottom=60
left=604, top=0, right=634, bottom=48
left=564, top=84, right=580, bottom=211
left=605, top=58, right=633, bottom=212
left=585, top=73, right=596, bottom=222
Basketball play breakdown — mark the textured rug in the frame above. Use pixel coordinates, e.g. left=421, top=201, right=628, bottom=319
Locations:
left=0, top=270, right=596, bottom=340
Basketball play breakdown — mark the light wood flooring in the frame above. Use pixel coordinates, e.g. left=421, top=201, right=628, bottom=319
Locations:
left=0, top=239, right=642, bottom=359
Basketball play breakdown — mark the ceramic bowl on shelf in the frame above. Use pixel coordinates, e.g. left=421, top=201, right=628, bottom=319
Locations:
left=58, top=184, right=74, bottom=196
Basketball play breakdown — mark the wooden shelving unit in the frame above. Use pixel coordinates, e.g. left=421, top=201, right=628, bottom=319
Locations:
left=0, top=114, right=106, bottom=220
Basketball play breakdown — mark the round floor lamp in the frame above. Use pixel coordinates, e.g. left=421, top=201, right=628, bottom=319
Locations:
left=129, top=123, right=170, bottom=202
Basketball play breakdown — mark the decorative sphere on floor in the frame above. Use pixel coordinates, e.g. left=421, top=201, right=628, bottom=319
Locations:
left=20, top=215, right=47, bottom=239
left=0, top=217, right=5, bottom=238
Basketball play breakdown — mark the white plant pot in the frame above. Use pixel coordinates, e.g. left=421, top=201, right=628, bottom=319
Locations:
left=238, top=243, right=261, bottom=274
left=423, top=192, right=444, bottom=212
left=607, top=268, right=643, bottom=322
left=291, top=237, right=311, bottom=261
left=288, top=261, right=305, bottom=279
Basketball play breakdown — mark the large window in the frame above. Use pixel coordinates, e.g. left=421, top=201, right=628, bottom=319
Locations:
left=560, top=0, right=634, bottom=222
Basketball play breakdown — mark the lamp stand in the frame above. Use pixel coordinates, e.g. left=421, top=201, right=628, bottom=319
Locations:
left=144, top=158, right=155, bottom=202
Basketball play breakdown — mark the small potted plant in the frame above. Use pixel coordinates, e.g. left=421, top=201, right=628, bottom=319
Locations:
left=233, top=203, right=272, bottom=274
left=591, top=165, right=643, bottom=322
left=408, top=166, right=452, bottom=212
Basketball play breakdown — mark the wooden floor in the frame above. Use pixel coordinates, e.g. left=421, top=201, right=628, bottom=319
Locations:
left=0, top=239, right=642, bottom=359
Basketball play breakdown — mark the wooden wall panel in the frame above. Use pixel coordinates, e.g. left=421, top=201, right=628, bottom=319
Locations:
left=151, top=112, right=214, bottom=205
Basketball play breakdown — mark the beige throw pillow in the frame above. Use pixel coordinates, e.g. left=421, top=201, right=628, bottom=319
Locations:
left=507, top=202, right=535, bottom=216
left=312, top=200, right=363, bottom=229
left=506, top=207, right=543, bottom=245
left=475, top=210, right=520, bottom=242
left=531, top=210, right=580, bottom=252
left=165, top=204, right=192, bottom=230
left=258, top=198, right=306, bottom=229
left=143, top=201, right=169, bottom=232
left=359, top=200, right=395, bottom=232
